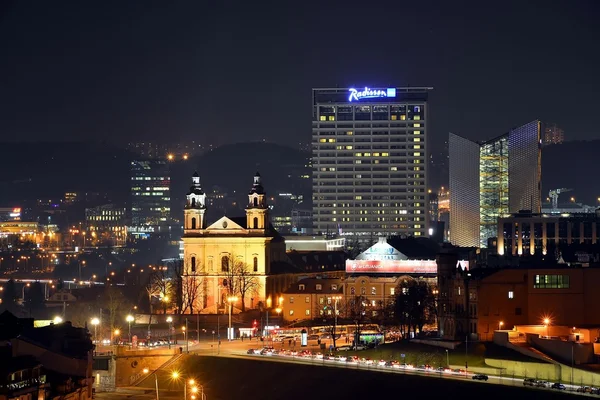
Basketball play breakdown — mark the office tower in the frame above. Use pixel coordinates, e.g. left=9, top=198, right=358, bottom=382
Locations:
left=312, top=86, right=432, bottom=238
left=449, top=120, right=542, bottom=248
left=543, top=123, right=564, bottom=146
left=130, top=160, right=171, bottom=234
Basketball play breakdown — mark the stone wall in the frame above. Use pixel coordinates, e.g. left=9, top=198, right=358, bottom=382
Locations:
left=114, top=347, right=178, bottom=387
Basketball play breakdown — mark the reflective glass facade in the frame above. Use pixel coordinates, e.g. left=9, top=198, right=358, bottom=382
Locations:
left=312, top=87, right=432, bottom=238
left=130, top=160, right=171, bottom=230
left=449, top=121, right=541, bottom=248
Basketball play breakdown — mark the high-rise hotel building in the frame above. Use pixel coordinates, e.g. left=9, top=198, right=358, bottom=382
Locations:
left=312, top=86, right=432, bottom=238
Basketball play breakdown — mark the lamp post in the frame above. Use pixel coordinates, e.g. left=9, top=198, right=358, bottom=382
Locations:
left=53, top=316, right=63, bottom=324
left=227, top=296, right=238, bottom=341
left=126, top=315, right=134, bottom=346
left=446, top=349, right=449, bottom=367
left=114, top=329, right=120, bottom=345
left=332, top=295, right=341, bottom=349
left=182, top=326, right=187, bottom=351
left=499, top=321, right=504, bottom=331
left=91, top=317, right=100, bottom=345
left=167, top=316, right=173, bottom=348
left=543, top=318, right=550, bottom=337
left=275, top=307, right=282, bottom=325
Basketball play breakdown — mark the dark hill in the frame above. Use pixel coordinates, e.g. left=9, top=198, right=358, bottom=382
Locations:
left=542, top=140, right=600, bottom=205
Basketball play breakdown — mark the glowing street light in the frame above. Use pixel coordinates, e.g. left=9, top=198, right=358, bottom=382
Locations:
left=53, top=316, right=63, bottom=324
left=167, top=316, right=173, bottom=348
left=499, top=321, right=504, bottom=330
left=543, top=318, right=551, bottom=337
left=91, top=317, right=100, bottom=344
left=126, top=315, right=134, bottom=346
left=227, top=296, right=238, bottom=341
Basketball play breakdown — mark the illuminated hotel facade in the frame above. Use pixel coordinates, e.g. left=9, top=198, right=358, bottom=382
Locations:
left=449, top=120, right=542, bottom=248
left=312, top=86, right=432, bottom=238
left=130, top=159, right=171, bottom=234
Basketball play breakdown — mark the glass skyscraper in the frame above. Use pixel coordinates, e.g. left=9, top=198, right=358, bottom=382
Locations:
left=312, top=86, right=432, bottom=238
left=130, top=160, right=171, bottom=233
left=449, top=121, right=542, bottom=248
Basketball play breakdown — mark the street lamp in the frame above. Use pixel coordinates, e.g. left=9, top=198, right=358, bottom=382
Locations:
left=499, top=321, right=504, bottom=330
left=126, top=315, right=134, bottom=346
left=543, top=318, right=550, bottom=337
left=114, top=329, right=120, bottom=345
left=167, top=316, right=173, bottom=348
left=332, top=295, right=342, bottom=349
left=275, top=307, right=282, bottom=324
left=91, top=317, right=100, bottom=345
left=227, top=296, right=238, bottom=341
left=53, top=316, right=63, bottom=324
left=182, top=326, right=187, bottom=350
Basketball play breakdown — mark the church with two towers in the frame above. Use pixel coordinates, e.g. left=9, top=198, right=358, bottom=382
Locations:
left=182, top=171, right=287, bottom=314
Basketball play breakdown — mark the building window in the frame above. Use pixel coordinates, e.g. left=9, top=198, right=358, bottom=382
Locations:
left=508, top=290, right=514, bottom=299
left=289, top=310, right=294, bottom=316
left=191, top=256, right=196, bottom=273
left=319, top=297, right=324, bottom=305
left=316, top=284, right=322, bottom=291
left=361, top=287, right=366, bottom=295
left=533, top=274, right=570, bottom=289
left=371, top=287, right=376, bottom=295
left=290, top=297, right=294, bottom=304
left=331, top=284, right=338, bottom=291
left=208, top=258, right=213, bottom=272
left=390, top=287, right=395, bottom=295
left=305, top=309, right=310, bottom=316
left=515, top=307, right=522, bottom=315
left=253, top=217, right=258, bottom=229
left=305, top=296, right=310, bottom=303
left=221, top=256, right=229, bottom=272
left=253, top=257, right=258, bottom=272
left=191, top=217, right=197, bottom=229
left=299, top=284, right=305, bottom=291
left=350, top=287, right=355, bottom=295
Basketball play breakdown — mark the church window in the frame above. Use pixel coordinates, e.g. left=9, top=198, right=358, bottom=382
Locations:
left=351, top=287, right=355, bottom=295
left=208, top=258, right=213, bottom=272
left=191, top=198, right=196, bottom=207
left=253, top=217, right=258, bottom=229
left=221, top=256, right=229, bottom=272
left=253, top=197, right=258, bottom=207
left=191, top=217, right=197, bottom=230
left=191, top=257, right=196, bottom=273
left=361, top=287, right=366, bottom=295
left=253, top=257, right=258, bottom=272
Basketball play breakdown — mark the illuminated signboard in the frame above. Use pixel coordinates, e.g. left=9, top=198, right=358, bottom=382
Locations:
left=345, top=259, right=469, bottom=274
left=348, top=87, right=396, bottom=102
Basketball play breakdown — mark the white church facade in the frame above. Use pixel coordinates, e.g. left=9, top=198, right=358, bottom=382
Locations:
left=182, top=172, right=287, bottom=314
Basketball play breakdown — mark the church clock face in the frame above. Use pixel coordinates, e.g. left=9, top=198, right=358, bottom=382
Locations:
left=222, top=221, right=228, bottom=228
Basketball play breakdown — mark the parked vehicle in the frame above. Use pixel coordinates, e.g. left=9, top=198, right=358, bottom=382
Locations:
left=551, top=383, right=566, bottom=390
left=472, top=374, right=488, bottom=381
left=523, top=378, right=537, bottom=387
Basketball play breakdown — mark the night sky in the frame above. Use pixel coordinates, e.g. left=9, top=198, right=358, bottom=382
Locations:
left=1, top=0, right=598, bottom=152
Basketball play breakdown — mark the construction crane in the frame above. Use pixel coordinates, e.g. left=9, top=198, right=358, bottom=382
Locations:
left=549, top=188, right=572, bottom=210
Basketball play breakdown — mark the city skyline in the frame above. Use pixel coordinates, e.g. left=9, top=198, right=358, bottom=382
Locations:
left=0, top=1, right=599, bottom=152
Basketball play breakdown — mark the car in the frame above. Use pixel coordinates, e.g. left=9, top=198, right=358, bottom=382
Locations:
left=523, top=378, right=537, bottom=387
left=536, top=381, right=549, bottom=388
left=353, top=345, right=367, bottom=351
left=386, top=361, right=399, bottom=368
left=452, top=368, right=466, bottom=374
left=418, top=364, right=432, bottom=371
left=247, top=349, right=256, bottom=354
left=360, top=358, right=374, bottom=365
left=314, top=352, right=324, bottom=360
left=472, top=374, right=488, bottom=381
left=436, top=367, right=445, bottom=372
left=576, top=386, right=590, bottom=393
left=347, top=356, right=359, bottom=364
left=400, top=363, right=414, bottom=369
left=551, top=383, right=566, bottom=390
left=337, top=345, right=352, bottom=351
left=377, top=360, right=387, bottom=367
left=591, top=388, right=600, bottom=395
left=335, top=356, right=347, bottom=362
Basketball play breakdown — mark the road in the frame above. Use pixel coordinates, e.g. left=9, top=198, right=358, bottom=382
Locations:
left=129, top=339, right=585, bottom=398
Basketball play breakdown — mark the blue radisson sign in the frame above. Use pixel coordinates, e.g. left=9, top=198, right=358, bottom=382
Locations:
left=348, top=87, right=396, bottom=102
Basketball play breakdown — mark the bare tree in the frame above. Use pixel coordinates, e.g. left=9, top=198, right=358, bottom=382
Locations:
left=394, top=277, right=436, bottom=336
left=181, top=275, right=204, bottom=314
left=222, top=255, right=261, bottom=312
left=100, top=286, right=132, bottom=335
left=147, top=266, right=173, bottom=314
left=347, top=295, right=369, bottom=347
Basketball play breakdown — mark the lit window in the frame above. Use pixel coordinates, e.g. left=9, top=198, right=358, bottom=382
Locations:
left=320, top=116, right=326, bottom=121
left=400, top=115, right=406, bottom=120
left=390, top=288, right=395, bottom=295
left=414, top=152, right=421, bottom=157
left=390, top=166, right=397, bottom=171
left=508, top=291, right=514, bottom=299
left=319, top=138, right=326, bottom=143
left=305, top=296, right=310, bottom=303
left=413, top=115, right=421, bottom=120
left=414, top=137, right=421, bottom=142
left=328, top=116, right=335, bottom=121
left=305, top=309, right=310, bottom=315
left=299, top=284, right=305, bottom=291
left=328, top=138, right=336, bottom=143
left=289, top=310, right=294, bottom=316
left=345, top=145, right=353, bottom=150
left=414, top=131, right=421, bottom=135
left=290, top=297, right=294, bottom=303
left=316, top=284, right=322, bottom=291
left=355, top=153, right=362, bottom=157
left=371, top=287, right=376, bottom=295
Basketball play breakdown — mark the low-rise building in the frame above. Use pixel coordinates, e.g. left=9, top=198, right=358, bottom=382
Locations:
left=279, top=278, right=343, bottom=322
left=438, top=250, right=600, bottom=341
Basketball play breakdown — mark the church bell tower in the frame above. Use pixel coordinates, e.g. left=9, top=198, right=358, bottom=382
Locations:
left=184, top=172, right=207, bottom=231
left=246, top=172, right=268, bottom=231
